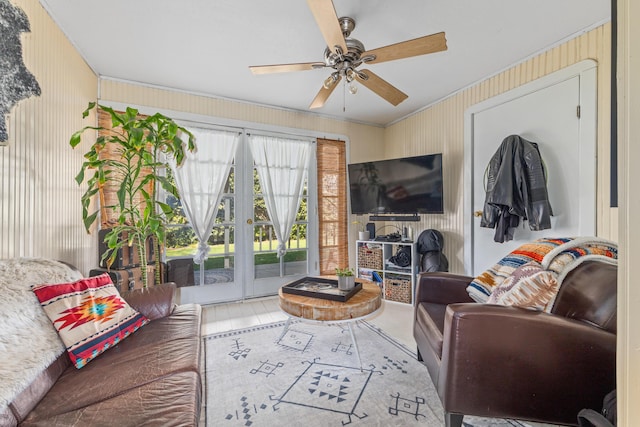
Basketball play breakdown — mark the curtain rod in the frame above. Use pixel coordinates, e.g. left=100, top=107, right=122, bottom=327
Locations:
left=246, top=131, right=316, bottom=143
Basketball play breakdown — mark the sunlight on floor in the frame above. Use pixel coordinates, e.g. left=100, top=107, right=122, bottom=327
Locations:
left=200, top=296, right=416, bottom=350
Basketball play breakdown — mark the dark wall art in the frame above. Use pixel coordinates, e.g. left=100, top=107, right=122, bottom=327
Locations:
left=0, top=0, right=41, bottom=143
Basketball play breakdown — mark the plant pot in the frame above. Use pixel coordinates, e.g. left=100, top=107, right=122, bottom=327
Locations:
left=338, top=275, right=355, bottom=290
left=358, top=231, right=370, bottom=241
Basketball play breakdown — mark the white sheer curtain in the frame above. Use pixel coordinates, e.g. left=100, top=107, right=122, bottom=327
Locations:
left=248, top=135, right=312, bottom=269
left=170, top=128, right=239, bottom=285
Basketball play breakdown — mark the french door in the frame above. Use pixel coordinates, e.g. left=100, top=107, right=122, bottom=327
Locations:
left=166, top=130, right=316, bottom=305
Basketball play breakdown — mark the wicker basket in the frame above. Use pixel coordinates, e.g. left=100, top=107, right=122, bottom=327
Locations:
left=357, top=246, right=383, bottom=270
left=384, top=277, right=412, bottom=304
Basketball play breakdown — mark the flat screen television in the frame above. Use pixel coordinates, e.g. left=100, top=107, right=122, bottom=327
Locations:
left=348, top=153, right=444, bottom=215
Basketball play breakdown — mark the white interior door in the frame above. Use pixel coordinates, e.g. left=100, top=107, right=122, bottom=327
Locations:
left=464, top=61, right=597, bottom=276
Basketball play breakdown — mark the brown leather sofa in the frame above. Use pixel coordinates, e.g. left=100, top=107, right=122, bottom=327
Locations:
left=2, top=282, right=202, bottom=426
left=413, top=260, right=617, bottom=427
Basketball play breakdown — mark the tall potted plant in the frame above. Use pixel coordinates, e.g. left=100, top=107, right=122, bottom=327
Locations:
left=71, top=102, right=195, bottom=286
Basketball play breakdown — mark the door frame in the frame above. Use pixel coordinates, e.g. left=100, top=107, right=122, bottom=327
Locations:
left=463, top=59, right=598, bottom=276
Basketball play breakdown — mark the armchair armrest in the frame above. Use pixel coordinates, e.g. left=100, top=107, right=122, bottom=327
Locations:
left=439, top=303, right=616, bottom=425
left=415, top=272, right=476, bottom=305
left=120, top=282, right=177, bottom=320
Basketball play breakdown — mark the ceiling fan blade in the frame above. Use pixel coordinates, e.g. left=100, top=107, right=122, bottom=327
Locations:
left=309, top=75, right=342, bottom=109
left=356, top=69, right=408, bottom=106
left=306, top=0, right=347, bottom=54
left=250, top=62, right=325, bottom=75
left=363, top=32, right=447, bottom=64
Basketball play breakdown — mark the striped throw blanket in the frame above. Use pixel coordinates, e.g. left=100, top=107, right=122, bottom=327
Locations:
left=467, top=237, right=617, bottom=305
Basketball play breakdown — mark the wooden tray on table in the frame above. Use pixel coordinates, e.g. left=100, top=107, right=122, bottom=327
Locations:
left=281, top=277, right=362, bottom=302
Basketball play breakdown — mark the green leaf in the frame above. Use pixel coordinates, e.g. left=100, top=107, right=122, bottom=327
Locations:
left=143, top=202, right=151, bottom=221
left=156, top=175, right=175, bottom=192
left=83, top=211, right=98, bottom=232
left=139, top=188, right=151, bottom=202
left=125, top=106, right=139, bottom=121
left=70, top=131, right=82, bottom=148
left=116, top=182, right=127, bottom=210
left=157, top=201, right=173, bottom=215
left=74, top=167, right=85, bottom=185
left=106, top=229, right=120, bottom=248
left=149, top=217, right=160, bottom=232
left=82, top=102, right=96, bottom=118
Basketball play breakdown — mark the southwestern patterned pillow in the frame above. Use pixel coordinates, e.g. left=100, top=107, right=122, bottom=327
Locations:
left=32, top=273, right=149, bottom=369
left=486, top=262, right=560, bottom=312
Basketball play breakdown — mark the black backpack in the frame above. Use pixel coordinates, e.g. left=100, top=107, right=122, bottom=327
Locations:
left=577, top=390, right=616, bottom=427
left=388, top=246, right=412, bottom=268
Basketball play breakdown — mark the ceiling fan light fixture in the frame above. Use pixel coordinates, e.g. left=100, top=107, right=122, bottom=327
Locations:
left=345, top=68, right=356, bottom=82
left=323, top=73, right=339, bottom=89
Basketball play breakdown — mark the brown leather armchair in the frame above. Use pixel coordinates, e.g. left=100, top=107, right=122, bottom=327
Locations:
left=413, top=260, right=617, bottom=427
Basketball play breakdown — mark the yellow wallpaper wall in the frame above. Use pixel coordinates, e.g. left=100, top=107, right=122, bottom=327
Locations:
left=98, top=79, right=386, bottom=161
left=383, top=24, right=613, bottom=273
left=0, top=0, right=98, bottom=273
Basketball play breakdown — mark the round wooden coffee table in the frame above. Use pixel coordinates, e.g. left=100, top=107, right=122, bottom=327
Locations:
left=278, top=280, right=382, bottom=369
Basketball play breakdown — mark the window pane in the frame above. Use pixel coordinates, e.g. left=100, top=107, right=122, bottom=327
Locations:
left=194, top=255, right=235, bottom=284
left=167, top=225, right=236, bottom=285
left=226, top=167, right=235, bottom=193
left=254, top=196, right=270, bottom=222
left=289, top=223, right=307, bottom=249
left=254, top=250, right=307, bottom=279
left=216, top=196, right=235, bottom=223
left=254, top=224, right=277, bottom=251
left=253, top=169, right=262, bottom=195
left=208, top=225, right=235, bottom=247
left=165, top=225, right=196, bottom=257
left=296, top=197, right=308, bottom=221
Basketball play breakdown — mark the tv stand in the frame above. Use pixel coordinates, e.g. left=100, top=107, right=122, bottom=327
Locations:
left=355, top=240, right=418, bottom=305
left=368, top=214, right=420, bottom=222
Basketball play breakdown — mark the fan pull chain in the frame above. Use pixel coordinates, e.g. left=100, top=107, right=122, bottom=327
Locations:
left=343, top=78, right=346, bottom=112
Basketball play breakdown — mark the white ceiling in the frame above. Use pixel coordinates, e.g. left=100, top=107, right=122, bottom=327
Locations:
left=39, top=0, right=610, bottom=127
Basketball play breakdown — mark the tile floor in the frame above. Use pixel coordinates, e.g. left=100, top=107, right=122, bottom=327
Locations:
left=200, top=296, right=416, bottom=350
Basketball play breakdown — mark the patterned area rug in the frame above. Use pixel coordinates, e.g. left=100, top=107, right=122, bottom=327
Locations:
left=204, top=321, right=531, bottom=426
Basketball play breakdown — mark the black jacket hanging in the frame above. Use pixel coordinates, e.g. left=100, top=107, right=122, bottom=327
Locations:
left=480, top=134, right=553, bottom=243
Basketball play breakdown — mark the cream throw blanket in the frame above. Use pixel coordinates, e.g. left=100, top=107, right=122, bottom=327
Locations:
left=0, top=258, right=82, bottom=411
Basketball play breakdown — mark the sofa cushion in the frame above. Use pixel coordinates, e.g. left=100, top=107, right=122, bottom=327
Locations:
left=32, top=274, right=149, bottom=369
left=20, top=371, right=201, bottom=427
left=21, top=304, right=201, bottom=419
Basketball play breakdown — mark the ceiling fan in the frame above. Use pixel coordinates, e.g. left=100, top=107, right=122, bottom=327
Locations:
left=249, top=0, right=448, bottom=109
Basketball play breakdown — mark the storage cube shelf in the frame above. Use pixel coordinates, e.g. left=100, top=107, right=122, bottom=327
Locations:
left=355, top=240, right=418, bottom=305
left=384, top=276, right=412, bottom=304
left=357, top=246, right=383, bottom=269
